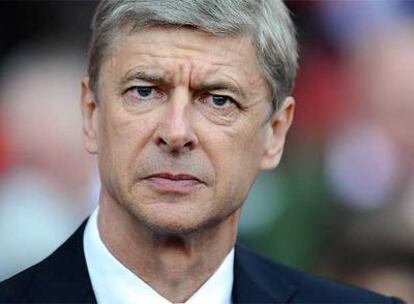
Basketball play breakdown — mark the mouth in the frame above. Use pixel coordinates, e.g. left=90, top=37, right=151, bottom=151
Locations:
left=144, top=173, right=204, bottom=194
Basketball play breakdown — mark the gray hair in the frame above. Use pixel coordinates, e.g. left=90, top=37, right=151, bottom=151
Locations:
left=88, top=0, right=298, bottom=110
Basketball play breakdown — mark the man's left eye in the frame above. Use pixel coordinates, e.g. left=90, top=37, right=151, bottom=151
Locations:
left=209, top=95, right=234, bottom=108
left=197, top=93, right=241, bottom=123
left=211, top=95, right=228, bottom=106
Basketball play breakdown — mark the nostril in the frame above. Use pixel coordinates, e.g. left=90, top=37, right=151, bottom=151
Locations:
left=184, top=141, right=194, bottom=150
left=156, top=137, right=168, bottom=146
left=156, top=135, right=195, bottom=154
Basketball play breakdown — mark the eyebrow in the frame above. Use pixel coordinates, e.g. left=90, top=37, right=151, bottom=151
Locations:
left=120, top=70, right=246, bottom=99
left=120, top=70, right=165, bottom=85
left=194, top=81, right=246, bottom=99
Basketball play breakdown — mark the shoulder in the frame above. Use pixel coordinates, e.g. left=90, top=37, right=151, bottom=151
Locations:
left=234, top=244, right=403, bottom=303
left=0, top=220, right=92, bottom=303
left=0, top=261, right=42, bottom=302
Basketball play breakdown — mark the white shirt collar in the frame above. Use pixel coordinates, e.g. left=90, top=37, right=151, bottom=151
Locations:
left=83, top=207, right=234, bottom=304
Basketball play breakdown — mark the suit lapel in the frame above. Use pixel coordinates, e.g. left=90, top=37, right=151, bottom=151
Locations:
left=232, top=244, right=297, bottom=303
left=20, top=225, right=298, bottom=303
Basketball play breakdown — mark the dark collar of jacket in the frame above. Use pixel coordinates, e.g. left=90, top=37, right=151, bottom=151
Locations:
left=0, top=220, right=404, bottom=304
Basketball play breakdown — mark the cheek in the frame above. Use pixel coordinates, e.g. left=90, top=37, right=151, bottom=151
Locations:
left=98, top=106, right=155, bottom=178
left=203, top=123, right=266, bottom=195
left=225, top=122, right=266, bottom=165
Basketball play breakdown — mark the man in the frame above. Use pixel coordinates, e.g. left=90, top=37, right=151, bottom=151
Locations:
left=0, top=0, right=403, bottom=303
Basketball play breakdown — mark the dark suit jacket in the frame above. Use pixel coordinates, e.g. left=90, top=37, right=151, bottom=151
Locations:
left=0, top=221, right=404, bottom=303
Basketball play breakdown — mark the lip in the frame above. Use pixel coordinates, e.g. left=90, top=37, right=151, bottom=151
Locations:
left=144, top=173, right=204, bottom=194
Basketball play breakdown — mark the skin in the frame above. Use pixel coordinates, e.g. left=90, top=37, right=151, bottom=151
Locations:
left=81, top=26, right=294, bottom=302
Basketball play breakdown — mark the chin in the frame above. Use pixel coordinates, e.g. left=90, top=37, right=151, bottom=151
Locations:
left=146, top=221, right=205, bottom=236
left=130, top=206, right=233, bottom=237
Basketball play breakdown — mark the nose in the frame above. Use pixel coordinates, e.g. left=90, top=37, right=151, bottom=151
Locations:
left=155, top=90, right=198, bottom=154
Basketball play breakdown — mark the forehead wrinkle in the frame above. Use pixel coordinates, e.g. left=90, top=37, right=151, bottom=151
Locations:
left=103, top=27, right=257, bottom=74
left=145, top=51, right=237, bottom=69
left=112, top=39, right=248, bottom=79
left=171, top=61, right=192, bottom=88
left=104, top=30, right=266, bottom=98
left=117, top=51, right=224, bottom=88
left=188, top=61, right=219, bottom=91
left=120, top=34, right=247, bottom=69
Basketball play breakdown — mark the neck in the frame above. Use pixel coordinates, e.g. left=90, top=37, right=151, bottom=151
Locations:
left=97, top=195, right=239, bottom=303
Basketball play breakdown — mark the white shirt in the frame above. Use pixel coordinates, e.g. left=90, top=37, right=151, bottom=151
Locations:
left=84, top=207, right=234, bottom=304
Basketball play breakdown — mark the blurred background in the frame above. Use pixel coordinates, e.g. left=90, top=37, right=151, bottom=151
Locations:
left=1, top=0, right=413, bottom=301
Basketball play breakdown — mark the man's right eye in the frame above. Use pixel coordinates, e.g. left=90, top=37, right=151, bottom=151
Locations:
left=122, top=86, right=167, bottom=113
left=123, top=86, right=166, bottom=103
left=126, top=86, right=157, bottom=100
left=135, top=87, right=154, bottom=98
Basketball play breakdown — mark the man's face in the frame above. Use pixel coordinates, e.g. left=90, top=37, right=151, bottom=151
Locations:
left=81, top=27, right=294, bottom=234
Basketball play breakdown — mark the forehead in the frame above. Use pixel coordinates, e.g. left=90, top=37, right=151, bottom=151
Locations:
left=110, top=25, right=256, bottom=61
left=100, top=26, right=267, bottom=92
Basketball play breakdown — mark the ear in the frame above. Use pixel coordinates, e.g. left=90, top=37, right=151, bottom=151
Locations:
left=80, top=77, right=99, bottom=154
left=260, top=96, right=295, bottom=170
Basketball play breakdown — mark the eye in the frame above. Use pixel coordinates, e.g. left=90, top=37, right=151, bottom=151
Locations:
left=123, top=86, right=166, bottom=103
left=196, top=93, right=241, bottom=124
left=127, top=86, right=157, bottom=100
left=211, top=95, right=230, bottom=107
left=122, top=86, right=167, bottom=113
left=136, top=87, right=154, bottom=98
left=206, top=94, right=236, bottom=109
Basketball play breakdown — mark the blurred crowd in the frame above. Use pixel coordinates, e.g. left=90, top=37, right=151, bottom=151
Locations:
left=1, top=1, right=413, bottom=302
